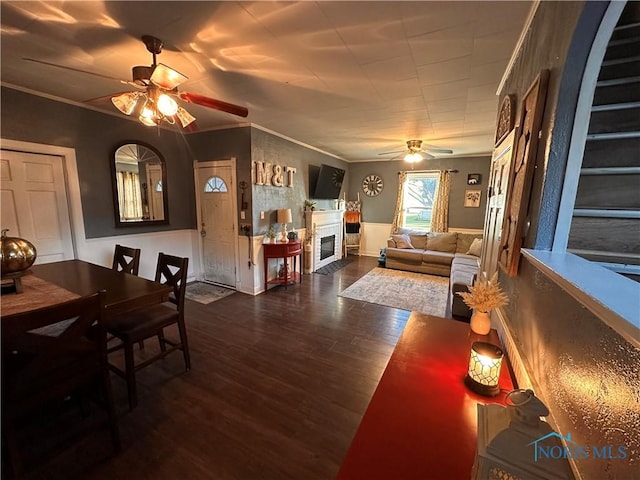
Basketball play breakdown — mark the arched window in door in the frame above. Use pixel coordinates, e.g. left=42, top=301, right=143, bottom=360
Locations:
left=204, top=176, right=228, bottom=193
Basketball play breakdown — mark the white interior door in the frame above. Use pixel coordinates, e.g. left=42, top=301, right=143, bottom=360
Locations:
left=480, top=130, right=516, bottom=280
left=196, top=161, right=237, bottom=288
left=0, top=150, right=75, bottom=263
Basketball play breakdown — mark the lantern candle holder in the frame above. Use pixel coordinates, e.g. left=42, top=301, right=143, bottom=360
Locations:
left=465, top=341, right=503, bottom=397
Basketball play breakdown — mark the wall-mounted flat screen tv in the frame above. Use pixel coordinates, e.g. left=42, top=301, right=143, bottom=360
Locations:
left=311, top=164, right=345, bottom=199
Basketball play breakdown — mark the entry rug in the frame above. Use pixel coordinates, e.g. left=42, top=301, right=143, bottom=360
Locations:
left=338, top=267, right=449, bottom=317
left=185, top=282, right=235, bottom=305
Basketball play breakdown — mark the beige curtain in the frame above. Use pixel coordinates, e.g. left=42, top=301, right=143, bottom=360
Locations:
left=116, top=171, right=143, bottom=221
left=431, top=170, right=451, bottom=232
left=391, top=171, right=407, bottom=233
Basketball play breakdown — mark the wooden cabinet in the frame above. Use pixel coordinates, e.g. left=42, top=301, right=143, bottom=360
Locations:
left=263, top=241, right=302, bottom=292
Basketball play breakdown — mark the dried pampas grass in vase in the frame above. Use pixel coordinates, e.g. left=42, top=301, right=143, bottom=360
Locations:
left=457, top=272, right=509, bottom=334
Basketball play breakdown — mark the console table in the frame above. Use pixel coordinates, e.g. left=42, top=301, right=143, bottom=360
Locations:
left=263, top=240, right=302, bottom=292
left=336, top=312, right=514, bottom=480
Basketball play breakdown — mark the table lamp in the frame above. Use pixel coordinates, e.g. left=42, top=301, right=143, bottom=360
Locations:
left=277, top=208, right=292, bottom=242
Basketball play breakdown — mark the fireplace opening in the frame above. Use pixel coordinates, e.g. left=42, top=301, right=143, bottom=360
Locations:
left=320, top=235, right=335, bottom=260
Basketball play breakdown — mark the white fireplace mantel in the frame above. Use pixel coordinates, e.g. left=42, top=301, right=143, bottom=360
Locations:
left=305, top=209, right=344, bottom=272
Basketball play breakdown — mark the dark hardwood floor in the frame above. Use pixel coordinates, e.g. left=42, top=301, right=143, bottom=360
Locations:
left=15, top=256, right=414, bottom=480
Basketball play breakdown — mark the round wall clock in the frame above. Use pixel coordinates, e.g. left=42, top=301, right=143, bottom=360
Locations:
left=362, top=174, right=384, bottom=196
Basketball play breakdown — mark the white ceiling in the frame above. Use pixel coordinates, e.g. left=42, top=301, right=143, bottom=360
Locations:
left=0, top=1, right=532, bottom=162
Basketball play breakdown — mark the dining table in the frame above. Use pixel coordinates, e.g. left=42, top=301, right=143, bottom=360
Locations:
left=1, top=259, right=172, bottom=319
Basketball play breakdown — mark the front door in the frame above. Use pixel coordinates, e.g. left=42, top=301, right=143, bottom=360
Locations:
left=0, top=150, right=75, bottom=263
left=195, top=160, right=237, bottom=288
left=481, top=130, right=515, bottom=280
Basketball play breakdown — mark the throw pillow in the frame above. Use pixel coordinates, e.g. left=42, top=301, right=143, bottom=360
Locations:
left=409, top=233, right=428, bottom=250
left=391, top=234, right=414, bottom=249
left=456, top=233, right=482, bottom=253
left=427, top=232, right=457, bottom=253
left=467, top=238, right=483, bottom=257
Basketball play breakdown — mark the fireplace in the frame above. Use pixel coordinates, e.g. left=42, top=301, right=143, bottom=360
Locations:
left=320, top=235, right=335, bottom=260
left=304, top=210, right=344, bottom=272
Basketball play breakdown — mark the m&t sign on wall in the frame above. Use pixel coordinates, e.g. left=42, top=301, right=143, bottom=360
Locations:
left=252, top=161, right=297, bottom=188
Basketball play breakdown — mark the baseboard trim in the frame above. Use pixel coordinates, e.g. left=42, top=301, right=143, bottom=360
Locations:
left=493, top=308, right=533, bottom=391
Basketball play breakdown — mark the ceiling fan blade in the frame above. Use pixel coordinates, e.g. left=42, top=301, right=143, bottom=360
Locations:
left=424, top=152, right=436, bottom=160
left=378, top=150, right=405, bottom=155
left=179, top=91, right=248, bottom=118
left=421, top=147, right=453, bottom=153
left=422, top=144, right=453, bottom=154
left=150, top=63, right=188, bottom=90
left=22, top=57, right=141, bottom=88
left=386, top=152, right=404, bottom=161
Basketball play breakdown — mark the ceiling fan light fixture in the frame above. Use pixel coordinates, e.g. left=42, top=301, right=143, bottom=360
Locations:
left=151, top=63, right=188, bottom=90
left=111, top=92, right=140, bottom=116
left=404, top=152, right=423, bottom=163
left=175, top=106, right=196, bottom=128
left=138, top=100, right=157, bottom=127
left=157, top=93, right=178, bottom=116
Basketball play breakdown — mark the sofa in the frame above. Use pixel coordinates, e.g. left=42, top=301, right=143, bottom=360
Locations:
left=385, top=229, right=483, bottom=318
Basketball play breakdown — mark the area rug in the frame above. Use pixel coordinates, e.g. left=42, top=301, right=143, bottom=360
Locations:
left=338, top=267, right=449, bottom=317
left=314, top=257, right=354, bottom=275
left=185, top=282, right=235, bottom=305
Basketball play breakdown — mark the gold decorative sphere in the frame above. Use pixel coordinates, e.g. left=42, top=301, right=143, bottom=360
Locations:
left=1, top=229, right=37, bottom=274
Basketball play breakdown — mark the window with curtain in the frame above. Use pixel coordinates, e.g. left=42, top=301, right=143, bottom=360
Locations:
left=400, top=172, right=440, bottom=231
left=116, top=171, right=143, bottom=221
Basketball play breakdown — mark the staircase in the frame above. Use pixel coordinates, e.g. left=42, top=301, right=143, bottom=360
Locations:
left=568, top=1, right=640, bottom=282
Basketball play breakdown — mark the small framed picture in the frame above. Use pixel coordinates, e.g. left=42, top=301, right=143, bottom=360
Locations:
left=467, top=173, right=482, bottom=185
left=464, top=190, right=482, bottom=208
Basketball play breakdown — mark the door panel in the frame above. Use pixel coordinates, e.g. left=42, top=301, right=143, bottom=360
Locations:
left=0, top=150, right=74, bottom=263
left=481, top=130, right=516, bottom=280
left=196, top=163, right=237, bottom=288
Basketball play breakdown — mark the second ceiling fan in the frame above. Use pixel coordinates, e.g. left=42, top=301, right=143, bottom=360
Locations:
left=379, top=139, right=453, bottom=163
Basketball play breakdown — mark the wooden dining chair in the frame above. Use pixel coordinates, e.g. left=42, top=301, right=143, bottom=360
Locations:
left=1, top=291, right=120, bottom=477
left=112, top=244, right=145, bottom=350
left=112, top=244, right=141, bottom=276
left=105, top=253, right=190, bottom=410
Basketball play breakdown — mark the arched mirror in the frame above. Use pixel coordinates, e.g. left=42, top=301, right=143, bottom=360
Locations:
left=111, top=142, right=168, bottom=226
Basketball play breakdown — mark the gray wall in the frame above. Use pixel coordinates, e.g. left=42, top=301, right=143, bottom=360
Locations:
left=498, top=2, right=639, bottom=479
left=1, top=86, right=196, bottom=238
left=347, top=156, right=490, bottom=229
left=250, top=128, right=349, bottom=235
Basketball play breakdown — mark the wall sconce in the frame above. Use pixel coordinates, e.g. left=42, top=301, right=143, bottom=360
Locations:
left=277, top=208, right=292, bottom=242
left=465, top=341, right=503, bottom=397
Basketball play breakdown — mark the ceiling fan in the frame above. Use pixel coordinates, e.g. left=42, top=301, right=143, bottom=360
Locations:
left=378, top=139, right=453, bottom=163
left=24, top=35, right=248, bottom=129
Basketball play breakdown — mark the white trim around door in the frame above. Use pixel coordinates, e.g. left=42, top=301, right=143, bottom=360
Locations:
left=193, top=158, right=240, bottom=289
left=1, top=138, right=85, bottom=258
